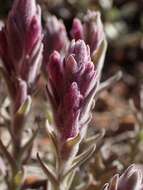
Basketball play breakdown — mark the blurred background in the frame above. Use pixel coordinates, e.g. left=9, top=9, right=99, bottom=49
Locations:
left=0, top=0, right=143, bottom=189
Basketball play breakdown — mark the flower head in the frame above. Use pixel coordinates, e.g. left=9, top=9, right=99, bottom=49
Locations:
left=47, top=40, right=98, bottom=148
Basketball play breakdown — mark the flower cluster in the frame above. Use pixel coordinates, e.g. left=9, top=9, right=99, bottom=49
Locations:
left=47, top=40, right=97, bottom=144
left=46, top=39, right=104, bottom=162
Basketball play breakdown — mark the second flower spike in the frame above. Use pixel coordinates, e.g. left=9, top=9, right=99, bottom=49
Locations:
left=103, top=165, right=143, bottom=190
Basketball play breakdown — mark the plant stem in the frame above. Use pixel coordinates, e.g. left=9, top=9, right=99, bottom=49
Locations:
left=8, top=111, right=25, bottom=190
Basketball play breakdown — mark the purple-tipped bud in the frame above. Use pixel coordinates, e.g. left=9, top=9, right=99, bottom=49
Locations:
left=68, top=40, right=97, bottom=99
left=47, top=40, right=97, bottom=147
left=0, top=0, right=42, bottom=85
left=70, top=10, right=104, bottom=55
left=103, top=165, right=143, bottom=190
left=48, top=51, right=64, bottom=102
left=68, top=40, right=90, bottom=72
left=12, top=0, right=37, bottom=23
left=43, top=16, right=69, bottom=73
left=70, top=18, right=84, bottom=40
left=84, top=11, right=104, bottom=53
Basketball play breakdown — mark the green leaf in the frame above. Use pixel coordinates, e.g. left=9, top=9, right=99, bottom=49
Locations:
left=37, top=153, right=59, bottom=187
left=20, top=127, right=39, bottom=157
left=0, top=138, right=16, bottom=171
left=65, top=170, right=76, bottom=190
left=84, top=129, right=105, bottom=146
left=139, top=130, right=143, bottom=142
left=66, top=133, right=81, bottom=148
left=46, top=127, right=59, bottom=157
left=14, top=170, right=24, bottom=186
left=92, top=38, right=107, bottom=78
left=96, top=71, right=122, bottom=97
left=17, top=96, right=32, bottom=115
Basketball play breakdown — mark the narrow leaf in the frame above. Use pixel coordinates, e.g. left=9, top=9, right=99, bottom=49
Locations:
left=66, top=133, right=81, bottom=147
left=0, top=139, right=16, bottom=170
left=14, top=169, right=24, bottom=186
left=65, top=170, right=76, bottom=190
left=96, top=71, right=122, bottom=97
left=92, top=38, right=107, bottom=78
left=46, top=127, right=59, bottom=157
left=37, top=153, right=59, bottom=187
left=20, top=127, right=39, bottom=157
left=17, top=96, right=32, bottom=115
left=84, top=129, right=105, bottom=145
left=62, top=145, right=96, bottom=179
